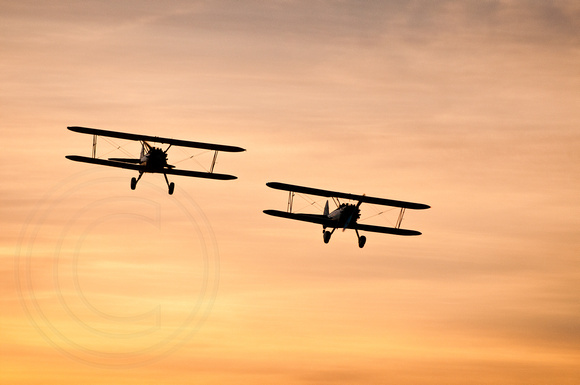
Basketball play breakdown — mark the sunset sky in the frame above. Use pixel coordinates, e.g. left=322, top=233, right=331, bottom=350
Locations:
left=2, top=1, right=580, bottom=384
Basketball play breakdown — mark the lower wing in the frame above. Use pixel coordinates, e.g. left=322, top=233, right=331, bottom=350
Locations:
left=263, top=209, right=421, bottom=236
left=352, top=223, right=421, bottom=236
left=164, top=167, right=237, bottom=180
left=66, top=155, right=237, bottom=180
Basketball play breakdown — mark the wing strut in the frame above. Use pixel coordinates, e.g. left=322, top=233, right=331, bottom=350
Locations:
left=92, top=135, right=97, bottom=158
left=210, top=151, right=218, bottom=173
left=287, top=191, right=295, bottom=213
left=395, top=208, right=406, bottom=229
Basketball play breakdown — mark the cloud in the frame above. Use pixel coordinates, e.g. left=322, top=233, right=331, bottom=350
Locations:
left=2, top=0, right=580, bottom=383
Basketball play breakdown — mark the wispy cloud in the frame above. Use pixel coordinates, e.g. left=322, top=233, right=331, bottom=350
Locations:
left=2, top=0, right=580, bottom=383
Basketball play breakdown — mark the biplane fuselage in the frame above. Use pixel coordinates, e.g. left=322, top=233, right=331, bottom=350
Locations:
left=108, top=142, right=175, bottom=173
left=138, top=143, right=173, bottom=171
left=327, top=203, right=361, bottom=227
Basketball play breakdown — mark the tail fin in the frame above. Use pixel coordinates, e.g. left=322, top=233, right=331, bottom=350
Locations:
left=323, top=200, right=329, bottom=217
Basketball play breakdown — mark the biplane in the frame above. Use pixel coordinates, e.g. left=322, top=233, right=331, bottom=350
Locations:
left=263, top=182, right=430, bottom=248
left=66, top=126, right=245, bottom=194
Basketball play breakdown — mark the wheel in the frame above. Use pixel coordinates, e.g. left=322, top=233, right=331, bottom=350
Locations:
left=358, top=235, right=366, bottom=248
left=323, top=230, right=331, bottom=244
left=130, top=177, right=137, bottom=190
left=168, top=182, right=175, bottom=195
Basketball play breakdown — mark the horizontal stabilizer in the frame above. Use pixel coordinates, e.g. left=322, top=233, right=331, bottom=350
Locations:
left=263, top=210, right=334, bottom=227
left=108, top=158, right=141, bottom=163
left=67, top=155, right=142, bottom=171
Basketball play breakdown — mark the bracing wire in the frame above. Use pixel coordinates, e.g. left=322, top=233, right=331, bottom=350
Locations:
left=290, top=192, right=401, bottom=227
left=360, top=205, right=397, bottom=224
left=99, top=137, right=135, bottom=158
left=173, top=147, right=211, bottom=172
left=293, top=193, right=324, bottom=212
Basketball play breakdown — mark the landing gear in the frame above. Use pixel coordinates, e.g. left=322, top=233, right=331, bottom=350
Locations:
left=130, top=173, right=174, bottom=194
left=131, top=173, right=143, bottom=190
left=358, top=235, right=367, bottom=248
left=355, top=229, right=366, bottom=248
left=163, top=173, right=175, bottom=195
left=322, top=228, right=365, bottom=247
left=322, top=228, right=335, bottom=244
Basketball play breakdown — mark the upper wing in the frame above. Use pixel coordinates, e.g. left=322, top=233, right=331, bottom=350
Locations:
left=263, top=210, right=335, bottom=227
left=66, top=155, right=237, bottom=180
left=68, top=126, right=246, bottom=153
left=266, top=182, right=430, bottom=210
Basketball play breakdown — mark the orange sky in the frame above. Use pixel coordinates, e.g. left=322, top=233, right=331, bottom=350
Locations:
left=2, top=1, right=580, bottom=384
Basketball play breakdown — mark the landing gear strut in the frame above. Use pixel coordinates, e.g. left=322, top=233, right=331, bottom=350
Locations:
left=131, top=173, right=143, bottom=190
left=163, top=173, right=175, bottom=195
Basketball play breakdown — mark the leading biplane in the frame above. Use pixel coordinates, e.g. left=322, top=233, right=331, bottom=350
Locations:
left=66, top=126, right=245, bottom=194
left=264, top=182, right=430, bottom=248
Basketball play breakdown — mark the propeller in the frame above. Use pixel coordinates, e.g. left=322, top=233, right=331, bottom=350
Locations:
left=342, top=196, right=365, bottom=231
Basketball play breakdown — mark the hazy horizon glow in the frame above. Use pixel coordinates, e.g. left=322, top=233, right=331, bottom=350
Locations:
left=2, top=1, right=580, bottom=384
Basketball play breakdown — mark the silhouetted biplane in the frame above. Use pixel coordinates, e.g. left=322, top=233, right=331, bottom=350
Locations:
left=264, top=182, right=429, bottom=248
left=66, top=126, right=245, bottom=194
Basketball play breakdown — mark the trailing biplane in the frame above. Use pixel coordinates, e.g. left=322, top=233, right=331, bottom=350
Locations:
left=264, top=182, right=429, bottom=248
left=66, top=126, right=245, bottom=194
